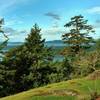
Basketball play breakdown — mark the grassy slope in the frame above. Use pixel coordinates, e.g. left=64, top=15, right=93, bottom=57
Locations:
left=0, top=76, right=100, bottom=100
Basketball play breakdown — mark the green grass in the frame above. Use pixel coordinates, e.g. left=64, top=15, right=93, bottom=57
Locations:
left=0, top=76, right=100, bottom=100
left=30, top=96, right=76, bottom=100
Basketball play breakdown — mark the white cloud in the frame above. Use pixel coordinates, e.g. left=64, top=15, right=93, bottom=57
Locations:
left=87, top=6, right=100, bottom=14
left=1, top=27, right=28, bottom=42
left=41, top=27, right=67, bottom=41
left=93, top=20, right=100, bottom=29
left=42, top=27, right=66, bottom=35
left=4, top=20, right=23, bottom=26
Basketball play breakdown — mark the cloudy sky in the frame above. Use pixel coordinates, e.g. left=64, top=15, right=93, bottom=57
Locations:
left=0, top=0, right=100, bottom=42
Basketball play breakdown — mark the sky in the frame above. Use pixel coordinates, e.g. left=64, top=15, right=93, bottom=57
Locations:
left=0, top=0, right=100, bottom=42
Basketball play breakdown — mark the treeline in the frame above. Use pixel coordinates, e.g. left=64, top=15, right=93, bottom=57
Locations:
left=0, top=15, right=100, bottom=97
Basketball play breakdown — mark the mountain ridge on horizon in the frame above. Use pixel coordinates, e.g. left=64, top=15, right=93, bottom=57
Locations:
left=6, top=40, right=62, bottom=43
left=2, top=40, right=65, bottom=51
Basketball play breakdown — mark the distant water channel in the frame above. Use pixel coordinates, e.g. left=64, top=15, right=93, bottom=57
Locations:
left=2, top=42, right=65, bottom=61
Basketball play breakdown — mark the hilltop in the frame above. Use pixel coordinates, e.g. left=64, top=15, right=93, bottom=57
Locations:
left=0, top=70, right=100, bottom=100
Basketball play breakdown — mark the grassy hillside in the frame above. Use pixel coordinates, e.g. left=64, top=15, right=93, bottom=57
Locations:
left=0, top=71, right=100, bottom=100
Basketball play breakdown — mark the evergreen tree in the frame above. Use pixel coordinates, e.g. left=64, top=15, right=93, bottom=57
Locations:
left=3, top=24, right=54, bottom=93
left=0, top=19, right=10, bottom=97
left=0, top=19, right=9, bottom=54
left=61, top=57, right=73, bottom=80
left=62, top=15, right=95, bottom=55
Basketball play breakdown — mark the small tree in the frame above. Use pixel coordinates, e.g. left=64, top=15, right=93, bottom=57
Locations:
left=0, top=19, right=9, bottom=53
left=0, top=19, right=9, bottom=97
left=61, top=57, right=73, bottom=80
left=62, top=15, right=95, bottom=55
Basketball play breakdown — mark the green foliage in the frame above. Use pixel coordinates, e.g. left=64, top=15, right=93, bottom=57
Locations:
left=0, top=19, right=9, bottom=97
left=0, top=16, right=100, bottom=99
left=61, top=57, right=73, bottom=80
left=62, top=15, right=95, bottom=55
left=0, top=19, right=9, bottom=54
left=69, top=50, right=100, bottom=78
left=2, top=24, right=54, bottom=96
left=0, top=77, right=100, bottom=100
left=95, top=38, right=100, bottom=51
left=61, top=15, right=100, bottom=79
left=30, top=96, right=76, bottom=100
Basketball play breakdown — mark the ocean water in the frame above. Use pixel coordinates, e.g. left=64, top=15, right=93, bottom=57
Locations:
left=2, top=41, right=64, bottom=61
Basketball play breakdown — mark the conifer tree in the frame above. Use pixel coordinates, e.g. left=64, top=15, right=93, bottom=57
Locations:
left=0, top=19, right=9, bottom=54
left=0, top=19, right=9, bottom=97
left=4, top=24, right=54, bottom=92
left=62, top=15, right=95, bottom=54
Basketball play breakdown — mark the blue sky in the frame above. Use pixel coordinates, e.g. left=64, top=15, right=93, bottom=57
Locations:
left=0, top=0, right=100, bottom=42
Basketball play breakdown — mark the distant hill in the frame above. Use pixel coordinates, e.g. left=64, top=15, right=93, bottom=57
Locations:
left=45, top=40, right=66, bottom=47
left=46, top=40, right=63, bottom=43
left=3, top=40, right=65, bottom=51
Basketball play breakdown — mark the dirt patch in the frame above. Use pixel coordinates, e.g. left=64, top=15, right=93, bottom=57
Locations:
left=96, top=97, right=100, bottom=100
left=34, top=89, right=79, bottom=96
left=87, top=70, right=100, bottom=80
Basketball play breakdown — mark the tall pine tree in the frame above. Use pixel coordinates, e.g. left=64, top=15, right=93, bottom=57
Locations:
left=62, top=15, right=95, bottom=55
left=4, top=24, right=54, bottom=93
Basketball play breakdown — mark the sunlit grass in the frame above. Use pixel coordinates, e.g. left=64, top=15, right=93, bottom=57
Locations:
left=30, top=96, right=76, bottom=100
left=0, top=77, right=100, bottom=100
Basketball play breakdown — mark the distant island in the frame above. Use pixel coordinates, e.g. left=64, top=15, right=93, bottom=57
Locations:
left=3, top=40, right=66, bottom=51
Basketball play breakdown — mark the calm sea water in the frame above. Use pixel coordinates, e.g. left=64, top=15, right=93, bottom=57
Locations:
left=2, top=42, right=64, bottom=61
